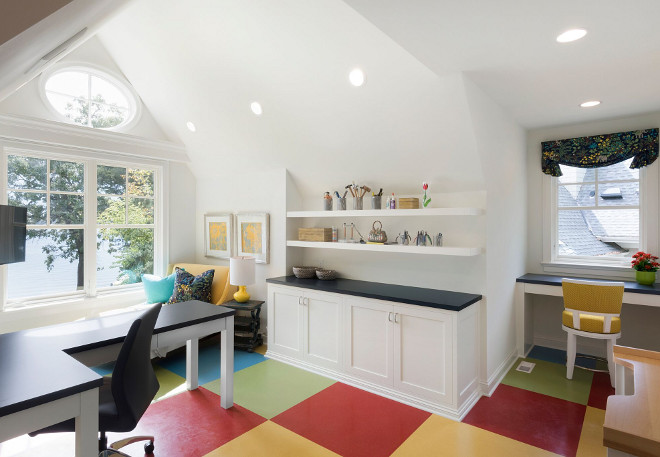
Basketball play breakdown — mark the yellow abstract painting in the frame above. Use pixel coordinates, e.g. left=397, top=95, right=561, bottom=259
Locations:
left=241, top=222, right=263, bottom=254
left=209, top=222, right=227, bottom=251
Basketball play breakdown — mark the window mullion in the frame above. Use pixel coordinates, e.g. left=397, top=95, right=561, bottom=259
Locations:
left=87, top=74, right=92, bottom=128
left=84, top=160, right=97, bottom=297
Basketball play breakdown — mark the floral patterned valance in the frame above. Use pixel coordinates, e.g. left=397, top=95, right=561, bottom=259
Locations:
left=541, top=128, right=659, bottom=177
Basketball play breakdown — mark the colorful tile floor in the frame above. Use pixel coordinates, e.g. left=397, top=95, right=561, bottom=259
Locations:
left=0, top=344, right=614, bottom=457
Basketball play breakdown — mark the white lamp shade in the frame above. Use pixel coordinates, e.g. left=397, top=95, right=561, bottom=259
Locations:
left=230, top=256, right=255, bottom=286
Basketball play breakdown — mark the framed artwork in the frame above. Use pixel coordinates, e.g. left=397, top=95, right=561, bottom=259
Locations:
left=236, top=212, right=269, bottom=264
left=205, top=213, right=233, bottom=259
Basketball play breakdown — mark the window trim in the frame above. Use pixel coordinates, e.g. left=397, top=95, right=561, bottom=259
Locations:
left=542, top=161, right=659, bottom=279
left=1, top=146, right=163, bottom=309
left=38, top=62, right=142, bottom=132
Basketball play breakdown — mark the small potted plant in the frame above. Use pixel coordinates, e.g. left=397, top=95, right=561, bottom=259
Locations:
left=631, top=251, right=659, bottom=285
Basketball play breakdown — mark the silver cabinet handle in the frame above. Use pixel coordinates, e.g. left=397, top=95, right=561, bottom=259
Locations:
left=298, top=296, right=302, bottom=305
left=388, top=312, right=393, bottom=322
left=394, top=313, right=399, bottom=324
left=304, top=297, right=309, bottom=306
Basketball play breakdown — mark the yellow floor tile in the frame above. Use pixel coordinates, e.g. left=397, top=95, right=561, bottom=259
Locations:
left=391, top=414, right=561, bottom=457
left=254, top=344, right=267, bottom=355
left=203, top=421, right=340, bottom=457
left=576, top=406, right=607, bottom=457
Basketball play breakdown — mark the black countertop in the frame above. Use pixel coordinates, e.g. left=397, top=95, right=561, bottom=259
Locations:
left=0, top=301, right=234, bottom=417
left=517, top=273, right=660, bottom=295
left=266, top=276, right=481, bottom=311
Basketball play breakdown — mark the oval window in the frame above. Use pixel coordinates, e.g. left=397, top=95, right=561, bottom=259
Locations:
left=42, top=66, right=138, bottom=129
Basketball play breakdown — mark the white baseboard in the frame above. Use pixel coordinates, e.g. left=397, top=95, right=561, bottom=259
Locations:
left=480, top=347, right=519, bottom=397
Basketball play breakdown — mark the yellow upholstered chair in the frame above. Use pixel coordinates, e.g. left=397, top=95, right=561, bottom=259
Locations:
left=562, top=278, right=624, bottom=387
left=167, top=263, right=237, bottom=305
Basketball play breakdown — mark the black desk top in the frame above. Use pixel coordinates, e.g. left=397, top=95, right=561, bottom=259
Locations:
left=517, top=273, right=660, bottom=295
left=266, top=276, right=481, bottom=311
left=0, top=301, right=234, bottom=417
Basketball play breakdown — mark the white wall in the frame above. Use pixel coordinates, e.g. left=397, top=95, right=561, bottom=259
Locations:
left=0, top=36, right=171, bottom=142
left=195, top=168, right=289, bottom=302
left=168, top=162, right=197, bottom=265
left=463, top=77, right=527, bottom=386
left=526, top=112, right=660, bottom=353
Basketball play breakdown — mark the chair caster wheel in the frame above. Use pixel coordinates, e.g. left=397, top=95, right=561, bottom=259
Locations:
left=144, top=441, right=154, bottom=454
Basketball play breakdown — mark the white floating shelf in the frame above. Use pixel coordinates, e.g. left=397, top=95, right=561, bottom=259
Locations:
left=286, top=240, right=482, bottom=256
left=287, top=208, right=484, bottom=218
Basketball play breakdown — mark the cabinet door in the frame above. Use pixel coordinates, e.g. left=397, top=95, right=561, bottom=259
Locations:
left=344, top=297, right=393, bottom=386
left=393, top=305, right=453, bottom=404
left=303, top=290, right=342, bottom=369
left=268, top=286, right=303, bottom=359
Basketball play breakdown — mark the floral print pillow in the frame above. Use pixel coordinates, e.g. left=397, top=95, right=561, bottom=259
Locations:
left=167, top=267, right=215, bottom=304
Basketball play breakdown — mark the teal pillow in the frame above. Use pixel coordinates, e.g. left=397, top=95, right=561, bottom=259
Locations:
left=166, top=267, right=215, bottom=304
left=142, top=273, right=176, bottom=304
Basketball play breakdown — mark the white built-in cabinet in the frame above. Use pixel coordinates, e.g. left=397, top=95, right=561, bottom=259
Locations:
left=269, top=286, right=342, bottom=370
left=267, top=283, right=481, bottom=420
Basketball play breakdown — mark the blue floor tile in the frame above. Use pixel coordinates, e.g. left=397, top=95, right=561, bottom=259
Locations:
left=156, top=346, right=266, bottom=385
left=528, top=345, right=599, bottom=368
left=528, top=346, right=566, bottom=365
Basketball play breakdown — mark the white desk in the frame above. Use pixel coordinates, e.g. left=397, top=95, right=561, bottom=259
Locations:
left=0, top=300, right=235, bottom=457
left=515, top=274, right=660, bottom=356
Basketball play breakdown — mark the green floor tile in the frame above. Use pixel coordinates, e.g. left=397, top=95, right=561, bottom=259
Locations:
left=502, top=357, right=593, bottom=405
left=202, top=359, right=336, bottom=419
left=153, top=364, right=187, bottom=401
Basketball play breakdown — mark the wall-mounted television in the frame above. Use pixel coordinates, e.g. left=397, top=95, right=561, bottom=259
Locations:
left=0, top=205, right=27, bottom=265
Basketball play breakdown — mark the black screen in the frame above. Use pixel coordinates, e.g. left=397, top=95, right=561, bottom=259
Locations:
left=0, top=205, right=27, bottom=265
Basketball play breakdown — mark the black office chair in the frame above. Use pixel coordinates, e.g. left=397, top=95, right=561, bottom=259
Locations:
left=30, top=303, right=162, bottom=456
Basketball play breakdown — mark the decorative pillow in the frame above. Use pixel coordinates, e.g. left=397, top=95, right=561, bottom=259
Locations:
left=167, top=267, right=215, bottom=304
left=142, top=273, right=176, bottom=304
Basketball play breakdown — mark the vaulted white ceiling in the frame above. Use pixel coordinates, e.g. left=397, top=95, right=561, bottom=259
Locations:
left=344, top=0, right=660, bottom=128
left=3, top=0, right=659, bottom=195
left=97, top=0, right=485, bottom=194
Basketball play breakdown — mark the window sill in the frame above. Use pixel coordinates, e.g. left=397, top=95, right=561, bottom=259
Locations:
left=542, top=261, right=636, bottom=281
left=0, top=287, right=146, bottom=334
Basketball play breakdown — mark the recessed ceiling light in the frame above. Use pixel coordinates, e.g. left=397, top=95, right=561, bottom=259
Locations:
left=186, top=121, right=196, bottom=132
left=557, top=28, right=587, bottom=43
left=580, top=100, right=601, bottom=108
left=251, top=102, right=263, bottom=116
left=349, top=68, right=365, bottom=87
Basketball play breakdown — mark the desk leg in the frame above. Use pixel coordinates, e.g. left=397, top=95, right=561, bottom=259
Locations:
left=221, top=315, right=234, bottom=409
left=515, top=283, right=527, bottom=356
left=615, top=363, right=634, bottom=396
left=186, top=338, right=199, bottom=390
left=75, top=388, right=98, bottom=457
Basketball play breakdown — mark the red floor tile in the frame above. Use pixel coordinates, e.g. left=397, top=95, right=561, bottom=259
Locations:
left=588, top=372, right=615, bottom=410
left=272, top=383, right=431, bottom=457
left=463, top=384, right=586, bottom=457
left=109, top=387, right=266, bottom=457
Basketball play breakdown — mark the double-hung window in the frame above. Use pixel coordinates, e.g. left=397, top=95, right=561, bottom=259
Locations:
left=553, top=158, right=640, bottom=265
left=4, top=150, right=160, bottom=307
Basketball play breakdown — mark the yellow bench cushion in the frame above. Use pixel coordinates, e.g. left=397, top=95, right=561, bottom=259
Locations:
left=562, top=310, right=621, bottom=334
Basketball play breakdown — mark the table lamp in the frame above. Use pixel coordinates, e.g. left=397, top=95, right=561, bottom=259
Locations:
left=230, top=256, right=255, bottom=303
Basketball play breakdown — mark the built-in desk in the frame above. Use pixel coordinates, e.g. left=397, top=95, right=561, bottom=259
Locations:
left=604, top=345, right=660, bottom=457
left=0, top=300, right=235, bottom=457
left=515, top=274, right=660, bottom=356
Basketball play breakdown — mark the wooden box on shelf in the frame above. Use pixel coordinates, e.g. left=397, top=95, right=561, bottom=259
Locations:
left=399, top=198, right=420, bottom=209
left=298, top=228, right=333, bottom=242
